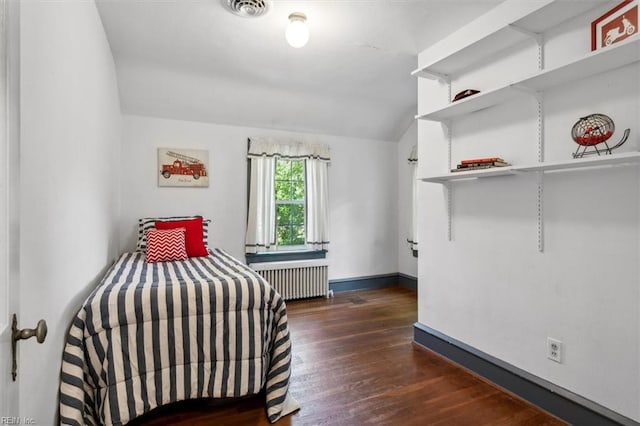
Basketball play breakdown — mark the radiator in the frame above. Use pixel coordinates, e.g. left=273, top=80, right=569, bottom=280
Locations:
left=249, top=259, right=329, bottom=300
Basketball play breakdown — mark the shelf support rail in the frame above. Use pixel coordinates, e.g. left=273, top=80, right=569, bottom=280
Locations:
left=444, top=182, right=453, bottom=242
left=536, top=172, right=544, bottom=253
left=508, top=24, right=544, bottom=70
left=511, top=86, right=544, bottom=162
left=443, top=119, right=452, bottom=170
left=443, top=120, right=453, bottom=242
left=537, top=92, right=544, bottom=163
left=506, top=84, right=545, bottom=251
left=438, top=75, right=453, bottom=104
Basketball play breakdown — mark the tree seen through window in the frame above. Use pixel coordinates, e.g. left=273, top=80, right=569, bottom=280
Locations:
left=275, top=159, right=305, bottom=246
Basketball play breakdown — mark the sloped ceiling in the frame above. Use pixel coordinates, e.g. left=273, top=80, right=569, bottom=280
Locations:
left=96, top=0, right=502, bottom=142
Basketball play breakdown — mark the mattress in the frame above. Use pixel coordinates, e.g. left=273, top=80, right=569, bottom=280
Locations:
left=58, top=248, right=292, bottom=425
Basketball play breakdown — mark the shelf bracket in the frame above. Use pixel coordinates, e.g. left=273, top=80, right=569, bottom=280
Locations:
left=508, top=24, right=544, bottom=70
left=508, top=24, right=539, bottom=40
left=536, top=172, right=544, bottom=253
left=414, top=69, right=450, bottom=84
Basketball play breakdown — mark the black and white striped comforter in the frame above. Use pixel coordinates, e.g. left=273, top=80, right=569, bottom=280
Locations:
left=59, top=248, right=292, bottom=425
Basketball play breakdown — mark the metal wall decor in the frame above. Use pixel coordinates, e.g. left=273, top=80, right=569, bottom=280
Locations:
left=571, top=113, right=630, bottom=158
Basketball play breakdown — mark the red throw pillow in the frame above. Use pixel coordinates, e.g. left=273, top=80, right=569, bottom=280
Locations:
left=145, top=228, right=188, bottom=263
left=155, top=217, right=208, bottom=257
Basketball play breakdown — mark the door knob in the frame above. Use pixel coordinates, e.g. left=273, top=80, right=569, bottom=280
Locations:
left=13, top=316, right=47, bottom=343
left=11, top=314, right=47, bottom=381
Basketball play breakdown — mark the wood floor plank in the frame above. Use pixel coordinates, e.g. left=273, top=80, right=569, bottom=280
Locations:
left=130, top=286, right=565, bottom=425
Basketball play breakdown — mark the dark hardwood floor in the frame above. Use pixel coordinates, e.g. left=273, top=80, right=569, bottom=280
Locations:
left=132, top=286, right=565, bottom=425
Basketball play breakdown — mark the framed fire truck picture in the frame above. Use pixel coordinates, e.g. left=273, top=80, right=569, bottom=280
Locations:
left=158, top=148, right=209, bottom=187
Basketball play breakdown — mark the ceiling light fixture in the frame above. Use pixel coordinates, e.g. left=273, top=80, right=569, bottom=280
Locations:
left=286, top=12, right=309, bottom=48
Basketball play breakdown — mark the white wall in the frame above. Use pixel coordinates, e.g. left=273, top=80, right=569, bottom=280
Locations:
left=397, top=121, right=418, bottom=278
left=417, top=2, right=640, bottom=422
left=0, top=0, right=21, bottom=417
left=19, top=0, right=122, bottom=422
left=120, top=115, right=399, bottom=280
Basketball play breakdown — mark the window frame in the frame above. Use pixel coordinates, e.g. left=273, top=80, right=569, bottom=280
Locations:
left=245, top=156, right=326, bottom=264
left=274, top=158, right=306, bottom=250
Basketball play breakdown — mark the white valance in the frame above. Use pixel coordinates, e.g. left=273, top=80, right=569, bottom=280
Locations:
left=248, top=137, right=330, bottom=161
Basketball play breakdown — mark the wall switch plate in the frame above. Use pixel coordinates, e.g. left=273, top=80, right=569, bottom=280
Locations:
left=547, top=337, right=563, bottom=363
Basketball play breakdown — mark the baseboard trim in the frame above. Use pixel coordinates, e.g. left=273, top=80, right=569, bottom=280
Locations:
left=413, top=323, right=638, bottom=426
left=329, top=273, right=417, bottom=293
left=398, top=273, right=417, bottom=290
left=329, top=273, right=397, bottom=293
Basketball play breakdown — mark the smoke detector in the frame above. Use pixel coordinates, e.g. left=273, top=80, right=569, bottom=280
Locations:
left=223, top=0, right=270, bottom=18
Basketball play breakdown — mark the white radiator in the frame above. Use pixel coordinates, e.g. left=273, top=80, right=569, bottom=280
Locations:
left=250, top=259, right=329, bottom=300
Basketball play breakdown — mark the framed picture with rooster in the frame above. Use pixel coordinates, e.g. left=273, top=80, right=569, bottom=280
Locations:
left=591, top=0, right=638, bottom=51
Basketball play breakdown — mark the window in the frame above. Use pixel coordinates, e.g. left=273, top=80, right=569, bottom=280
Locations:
left=245, top=138, right=329, bottom=260
left=275, top=159, right=305, bottom=247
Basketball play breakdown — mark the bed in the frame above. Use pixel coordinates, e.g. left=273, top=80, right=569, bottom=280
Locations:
left=58, top=247, right=294, bottom=425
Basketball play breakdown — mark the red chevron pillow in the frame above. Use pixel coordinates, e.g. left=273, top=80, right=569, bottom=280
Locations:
left=145, top=228, right=188, bottom=263
left=155, top=217, right=208, bottom=257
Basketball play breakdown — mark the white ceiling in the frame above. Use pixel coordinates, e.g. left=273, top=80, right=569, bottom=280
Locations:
left=96, top=0, right=502, bottom=141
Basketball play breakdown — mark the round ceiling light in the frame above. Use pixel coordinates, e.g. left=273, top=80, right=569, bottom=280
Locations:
left=223, top=0, right=270, bottom=18
left=286, top=12, right=309, bottom=48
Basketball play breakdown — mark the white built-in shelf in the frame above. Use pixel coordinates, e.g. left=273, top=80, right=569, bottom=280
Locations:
left=415, top=85, right=520, bottom=121
left=517, top=151, right=640, bottom=172
left=414, top=0, right=639, bottom=251
left=415, top=37, right=640, bottom=122
left=411, top=26, right=532, bottom=79
left=422, top=166, right=515, bottom=183
left=517, top=36, right=640, bottom=91
left=421, top=152, right=640, bottom=183
left=412, top=0, right=604, bottom=78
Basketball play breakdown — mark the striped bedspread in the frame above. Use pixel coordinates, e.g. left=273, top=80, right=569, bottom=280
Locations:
left=59, top=249, right=292, bottom=425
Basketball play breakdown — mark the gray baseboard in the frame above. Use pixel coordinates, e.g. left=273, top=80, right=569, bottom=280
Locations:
left=398, top=273, right=417, bottom=290
left=329, top=273, right=417, bottom=293
left=414, top=322, right=637, bottom=426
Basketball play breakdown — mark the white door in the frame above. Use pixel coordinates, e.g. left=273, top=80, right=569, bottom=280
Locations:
left=0, top=0, right=20, bottom=416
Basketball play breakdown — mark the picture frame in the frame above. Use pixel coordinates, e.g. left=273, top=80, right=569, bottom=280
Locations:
left=158, top=148, right=209, bottom=187
left=591, top=0, right=638, bottom=51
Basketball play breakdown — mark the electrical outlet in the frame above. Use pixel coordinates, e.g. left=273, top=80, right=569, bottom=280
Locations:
left=547, top=338, right=563, bottom=363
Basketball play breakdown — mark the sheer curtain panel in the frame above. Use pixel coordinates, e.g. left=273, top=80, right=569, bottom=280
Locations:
left=245, top=154, right=276, bottom=254
left=306, top=157, right=329, bottom=251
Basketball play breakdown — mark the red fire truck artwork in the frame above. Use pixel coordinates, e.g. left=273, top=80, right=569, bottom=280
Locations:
left=161, top=151, right=208, bottom=180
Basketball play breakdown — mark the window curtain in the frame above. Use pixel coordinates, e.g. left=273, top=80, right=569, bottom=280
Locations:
left=408, top=145, right=418, bottom=253
left=306, top=156, right=330, bottom=251
left=245, top=152, right=276, bottom=254
left=245, top=137, right=330, bottom=253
